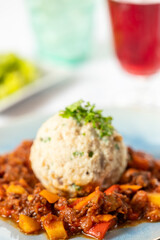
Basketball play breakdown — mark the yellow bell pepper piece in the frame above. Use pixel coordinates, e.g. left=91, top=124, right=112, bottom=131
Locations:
left=74, top=187, right=101, bottom=211
left=7, top=184, right=26, bottom=194
left=39, top=189, right=59, bottom=203
left=97, top=214, right=116, bottom=222
left=19, top=214, right=41, bottom=233
left=43, top=220, right=68, bottom=240
left=148, top=193, right=160, bottom=206
left=120, top=184, right=142, bottom=191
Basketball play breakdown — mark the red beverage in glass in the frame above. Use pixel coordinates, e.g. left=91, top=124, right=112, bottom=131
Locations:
left=108, top=0, right=160, bottom=75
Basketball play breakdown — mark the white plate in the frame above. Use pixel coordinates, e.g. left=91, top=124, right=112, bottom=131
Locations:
left=0, top=64, right=72, bottom=112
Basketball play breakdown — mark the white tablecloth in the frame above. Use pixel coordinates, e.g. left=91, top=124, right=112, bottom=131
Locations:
left=0, top=57, right=160, bottom=127
left=0, top=0, right=160, bottom=127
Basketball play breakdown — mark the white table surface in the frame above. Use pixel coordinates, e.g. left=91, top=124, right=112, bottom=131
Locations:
left=0, top=57, right=160, bottom=127
left=0, top=0, right=160, bottom=127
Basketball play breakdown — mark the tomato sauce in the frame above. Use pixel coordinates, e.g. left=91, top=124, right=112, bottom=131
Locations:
left=0, top=141, right=160, bottom=239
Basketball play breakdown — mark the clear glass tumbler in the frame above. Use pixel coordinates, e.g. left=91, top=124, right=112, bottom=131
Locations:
left=26, top=0, right=95, bottom=65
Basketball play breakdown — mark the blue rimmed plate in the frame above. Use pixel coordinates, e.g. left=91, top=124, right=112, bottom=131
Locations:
left=0, top=106, right=160, bottom=240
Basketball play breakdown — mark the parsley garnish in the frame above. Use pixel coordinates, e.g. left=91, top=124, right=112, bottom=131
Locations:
left=88, top=151, right=94, bottom=158
left=60, top=100, right=114, bottom=138
left=40, top=137, right=51, bottom=143
left=73, top=151, right=84, bottom=157
left=72, top=184, right=82, bottom=191
left=115, top=143, right=120, bottom=150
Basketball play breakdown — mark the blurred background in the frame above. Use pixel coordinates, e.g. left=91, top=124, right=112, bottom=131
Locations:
left=0, top=0, right=160, bottom=126
left=0, top=0, right=109, bottom=60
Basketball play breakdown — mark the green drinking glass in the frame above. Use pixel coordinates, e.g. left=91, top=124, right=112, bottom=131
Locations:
left=26, top=0, right=96, bottom=65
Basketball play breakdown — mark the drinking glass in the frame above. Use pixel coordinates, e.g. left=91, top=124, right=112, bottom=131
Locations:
left=26, top=0, right=95, bottom=65
left=108, top=0, right=160, bottom=76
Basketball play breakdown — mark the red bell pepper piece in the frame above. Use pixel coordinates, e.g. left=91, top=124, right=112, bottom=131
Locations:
left=104, top=185, right=120, bottom=195
left=69, top=198, right=81, bottom=208
left=87, top=222, right=112, bottom=239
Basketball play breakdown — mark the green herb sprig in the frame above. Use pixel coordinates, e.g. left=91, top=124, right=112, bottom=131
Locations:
left=71, top=183, right=82, bottom=191
left=40, top=137, right=51, bottom=143
left=60, top=100, right=114, bottom=138
left=73, top=151, right=84, bottom=157
left=115, top=143, right=120, bottom=150
left=88, top=151, right=94, bottom=158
